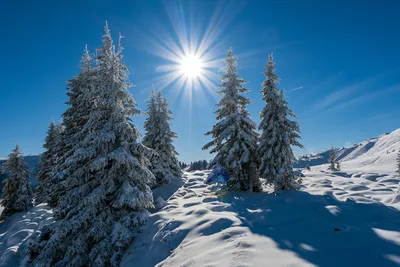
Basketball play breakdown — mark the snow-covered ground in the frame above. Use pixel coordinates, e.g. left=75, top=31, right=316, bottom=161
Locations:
left=120, top=170, right=400, bottom=267
left=0, top=151, right=399, bottom=266
left=0, top=204, right=53, bottom=266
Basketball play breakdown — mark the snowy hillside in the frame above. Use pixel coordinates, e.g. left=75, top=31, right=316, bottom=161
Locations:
left=0, top=155, right=40, bottom=190
left=295, top=128, right=400, bottom=168
left=0, top=168, right=399, bottom=267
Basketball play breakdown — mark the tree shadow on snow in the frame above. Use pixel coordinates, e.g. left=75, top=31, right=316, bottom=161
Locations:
left=218, top=191, right=400, bottom=267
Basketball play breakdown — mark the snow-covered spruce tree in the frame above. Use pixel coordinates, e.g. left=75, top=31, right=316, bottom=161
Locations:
left=203, top=48, right=261, bottom=192
left=0, top=145, right=33, bottom=220
left=36, top=122, right=63, bottom=204
left=143, top=90, right=181, bottom=186
left=28, top=23, right=154, bottom=267
left=328, top=147, right=337, bottom=171
left=258, top=54, right=303, bottom=191
left=47, top=47, right=96, bottom=208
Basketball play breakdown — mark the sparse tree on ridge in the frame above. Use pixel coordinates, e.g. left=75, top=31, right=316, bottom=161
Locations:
left=28, top=23, right=154, bottom=267
left=305, top=163, right=311, bottom=171
left=397, top=150, right=400, bottom=176
left=258, top=54, right=303, bottom=191
left=36, top=121, right=63, bottom=204
left=328, top=147, right=338, bottom=171
left=0, top=145, right=33, bottom=220
left=203, top=48, right=261, bottom=192
left=143, top=90, right=181, bottom=186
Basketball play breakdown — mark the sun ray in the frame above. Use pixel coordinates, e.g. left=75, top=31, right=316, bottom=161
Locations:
left=127, top=1, right=245, bottom=111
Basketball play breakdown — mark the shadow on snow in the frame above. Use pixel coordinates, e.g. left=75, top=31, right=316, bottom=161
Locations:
left=218, top=190, right=400, bottom=267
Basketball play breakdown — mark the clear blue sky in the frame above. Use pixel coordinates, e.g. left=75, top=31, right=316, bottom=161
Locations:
left=1, top=0, right=400, bottom=162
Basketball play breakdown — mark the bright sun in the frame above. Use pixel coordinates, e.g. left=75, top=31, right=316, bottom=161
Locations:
left=179, top=54, right=203, bottom=78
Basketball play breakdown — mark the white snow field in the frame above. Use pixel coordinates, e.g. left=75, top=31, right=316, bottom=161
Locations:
left=0, top=129, right=400, bottom=266
left=121, top=170, right=400, bottom=267
left=0, top=169, right=399, bottom=267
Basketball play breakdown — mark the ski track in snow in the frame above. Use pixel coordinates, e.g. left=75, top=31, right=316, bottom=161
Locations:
left=121, top=170, right=400, bottom=267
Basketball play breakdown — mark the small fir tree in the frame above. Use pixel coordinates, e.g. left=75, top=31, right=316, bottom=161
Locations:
left=203, top=48, right=261, bottom=192
left=258, top=54, right=303, bottom=191
left=397, top=150, right=400, bottom=176
left=0, top=145, right=33, bottom=220
left=143, top=90, right=181, bottom=186
left=328, top=147, right=337, bottom=171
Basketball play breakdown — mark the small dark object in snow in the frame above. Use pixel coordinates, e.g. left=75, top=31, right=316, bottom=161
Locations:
left=334, top=228, right=341, bottom=232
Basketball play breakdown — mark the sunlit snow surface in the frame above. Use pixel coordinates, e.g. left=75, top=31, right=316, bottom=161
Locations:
left=0, top=159, right=399, bottom=266
left=120, top=170, right=399, bottom=267
left=0, top=204, right=53, bottom=266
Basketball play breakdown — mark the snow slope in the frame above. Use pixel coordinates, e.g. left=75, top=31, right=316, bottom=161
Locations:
left=295, top=128, right=400, bottom=168
left=0, top=204, right=53, bottom=266
left=122, top=170, right=400, bottom=267
left=0, top=155, right=399, bottom=266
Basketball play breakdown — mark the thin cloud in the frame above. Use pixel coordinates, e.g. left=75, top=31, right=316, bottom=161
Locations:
left=326, top=83, right=400, bottom=113
left=290, top=86, right=304, bottom=92
left=311, top=70, right=396, bottom=113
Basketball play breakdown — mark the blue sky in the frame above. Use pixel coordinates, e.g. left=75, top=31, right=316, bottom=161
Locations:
left=1, top=0, right=400, bottom=162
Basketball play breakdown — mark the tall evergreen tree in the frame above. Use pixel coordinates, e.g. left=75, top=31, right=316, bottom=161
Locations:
left=36, top=122, right=63, bottom=204
left=258, top=54, right=303, bottom=191
left=143, top=90, right=181, bottom=186
left=47, top=47, right=96, bottom=207
left=0, top=145, right=33, bottom=220
left=328, top=147, right=337, bottom=171
left=203, top=48, right=261, bottom=192
left=28, top=23, right=154, bottom=267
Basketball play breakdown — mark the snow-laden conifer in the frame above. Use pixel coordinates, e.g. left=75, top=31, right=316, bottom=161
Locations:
left=47, top=47, right=96, bottom=207
left=0, top=145, right=33, bottom=220
left=258, top=54, right=303, bottom=191
left=36, top=122, right=63, bottom=204
left=28, top=23, right=154, bottom=267
left=203, top=48, right=261, bottom=192
left=328, top=147, right=338, bottom=171
left=143, top=90, right=181, bottom=186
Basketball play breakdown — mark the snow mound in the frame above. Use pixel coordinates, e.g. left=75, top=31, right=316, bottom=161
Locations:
left=0, top=204, right=53, bottom=266
left=122, top=171, right=400, bottom=267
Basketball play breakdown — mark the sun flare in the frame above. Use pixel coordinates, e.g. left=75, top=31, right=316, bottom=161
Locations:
left=179, top=54, right=203, bottom=78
